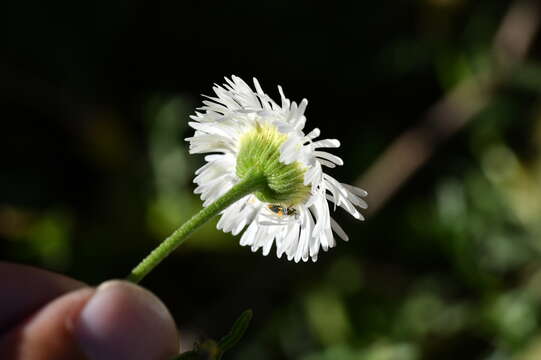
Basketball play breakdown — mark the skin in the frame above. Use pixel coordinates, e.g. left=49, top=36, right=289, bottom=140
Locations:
left=0, top=262, right=179, bottom=360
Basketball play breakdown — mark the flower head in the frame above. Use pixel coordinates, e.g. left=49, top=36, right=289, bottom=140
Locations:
left=186, top=76, right=367, bottom=262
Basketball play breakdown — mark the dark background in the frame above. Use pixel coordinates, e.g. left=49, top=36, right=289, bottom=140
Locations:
left=3, top=0, right=541, bottom=359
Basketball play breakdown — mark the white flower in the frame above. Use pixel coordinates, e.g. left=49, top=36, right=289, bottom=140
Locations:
left=185, top=76, right=367, bottom=262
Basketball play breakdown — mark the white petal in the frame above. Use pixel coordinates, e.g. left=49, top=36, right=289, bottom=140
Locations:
left=330, top=217, right=349, bottom=241
left=314, top=151, right=344, bottom=166
left=312, top=139, right=340, bottom=148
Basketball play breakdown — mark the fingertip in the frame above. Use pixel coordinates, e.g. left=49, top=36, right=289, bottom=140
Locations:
left=73, top=280, right=179, bottom=360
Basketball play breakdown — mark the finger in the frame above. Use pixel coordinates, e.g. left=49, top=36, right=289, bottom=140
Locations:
left=0, top=280, right=179, bottom=360
left=0, top=287, right=94, bottom=360
left=0, top=262, right=85, bottom=332
left=73, top=280, right=179, bottom=360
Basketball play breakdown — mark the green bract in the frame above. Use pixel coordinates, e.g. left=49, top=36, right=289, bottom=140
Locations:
left=236, top=123, right=311, bottom=206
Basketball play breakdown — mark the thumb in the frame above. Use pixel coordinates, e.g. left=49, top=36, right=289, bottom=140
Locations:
left=74, top=280, right=179, bottom=360
left=0, top=281, right=179, bottom=360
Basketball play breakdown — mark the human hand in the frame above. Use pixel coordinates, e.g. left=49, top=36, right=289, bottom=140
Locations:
left=0, top=262, right=179, bottom=360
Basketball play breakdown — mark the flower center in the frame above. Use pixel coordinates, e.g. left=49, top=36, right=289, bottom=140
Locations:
left=236, top=123, right=311, bottom=205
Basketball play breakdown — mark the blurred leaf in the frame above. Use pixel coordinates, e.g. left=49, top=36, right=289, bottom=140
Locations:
left=218, top=309, right=253, bottom=357
left=172, top=310, right=253, bottom=360
left=305, top=289, right=352, bottom=345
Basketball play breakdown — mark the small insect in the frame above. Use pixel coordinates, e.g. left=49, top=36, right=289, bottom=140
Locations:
left=267, top=204, right=297, bottom=217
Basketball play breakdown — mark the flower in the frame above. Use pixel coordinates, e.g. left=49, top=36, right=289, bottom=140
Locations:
left=186, top=76, right=367, bottom=262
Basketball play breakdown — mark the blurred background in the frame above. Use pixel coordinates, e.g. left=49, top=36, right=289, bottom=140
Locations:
left=3, top=0, right=541, bottom=358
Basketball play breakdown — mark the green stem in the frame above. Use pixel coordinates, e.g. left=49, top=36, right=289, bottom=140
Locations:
left=127, top=173, right=266, bottom=283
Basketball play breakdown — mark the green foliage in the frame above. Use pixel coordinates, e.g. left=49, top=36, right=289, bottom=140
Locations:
left=174, top=310, right=253, bottom=360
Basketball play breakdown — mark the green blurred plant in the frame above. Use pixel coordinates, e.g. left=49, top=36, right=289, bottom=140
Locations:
left=175, top=310, right=253, bottom=360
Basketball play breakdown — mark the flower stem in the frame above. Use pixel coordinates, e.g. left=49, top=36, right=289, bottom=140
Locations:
left=127, top=172, right=266, bottom=283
